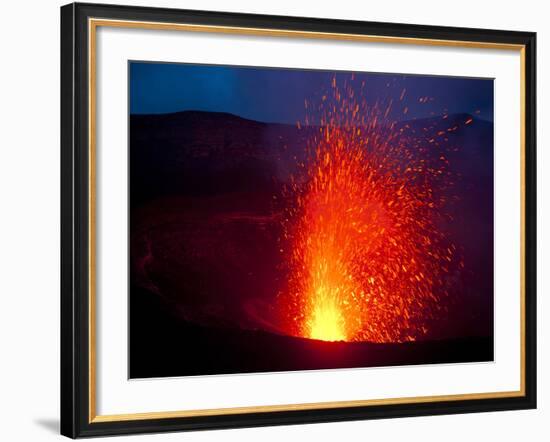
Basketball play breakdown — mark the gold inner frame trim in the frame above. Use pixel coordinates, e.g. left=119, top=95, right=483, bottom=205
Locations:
left=88, top=17, right=527, bottom=424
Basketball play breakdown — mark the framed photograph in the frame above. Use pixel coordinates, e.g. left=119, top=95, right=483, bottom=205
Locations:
left=60, top=2, right=536, bottom=438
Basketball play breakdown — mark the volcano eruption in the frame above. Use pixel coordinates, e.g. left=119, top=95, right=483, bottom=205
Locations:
left=129, top=63, right=494, bottom=378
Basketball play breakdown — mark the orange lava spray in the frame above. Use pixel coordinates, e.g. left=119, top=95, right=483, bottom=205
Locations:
left=278, top=76, right=456, bottom=343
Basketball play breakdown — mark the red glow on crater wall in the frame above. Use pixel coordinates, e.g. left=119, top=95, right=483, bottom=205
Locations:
left=278, top=76, right=458, bottom=343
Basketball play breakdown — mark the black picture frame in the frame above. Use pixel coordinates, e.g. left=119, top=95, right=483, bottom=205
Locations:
left=61, top=2, right=536, bottom=438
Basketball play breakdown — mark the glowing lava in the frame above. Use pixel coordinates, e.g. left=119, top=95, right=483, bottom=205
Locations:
left=309, top=296, right=346, bottom=342
left=278, top=76, right=458, bottom=343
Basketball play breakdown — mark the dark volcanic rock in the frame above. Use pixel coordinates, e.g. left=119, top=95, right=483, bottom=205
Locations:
left=130, top=111, right=314, bottom=203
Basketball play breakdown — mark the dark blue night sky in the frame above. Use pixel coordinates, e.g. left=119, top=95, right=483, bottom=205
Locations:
left=130, top=61, right=493, bottom=124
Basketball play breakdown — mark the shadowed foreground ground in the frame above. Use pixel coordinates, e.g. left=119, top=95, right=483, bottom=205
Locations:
left=130, top=286, right=493, bottom=379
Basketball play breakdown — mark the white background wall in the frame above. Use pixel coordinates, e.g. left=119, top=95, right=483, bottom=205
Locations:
left=0, top=0, right=546, bottom=440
